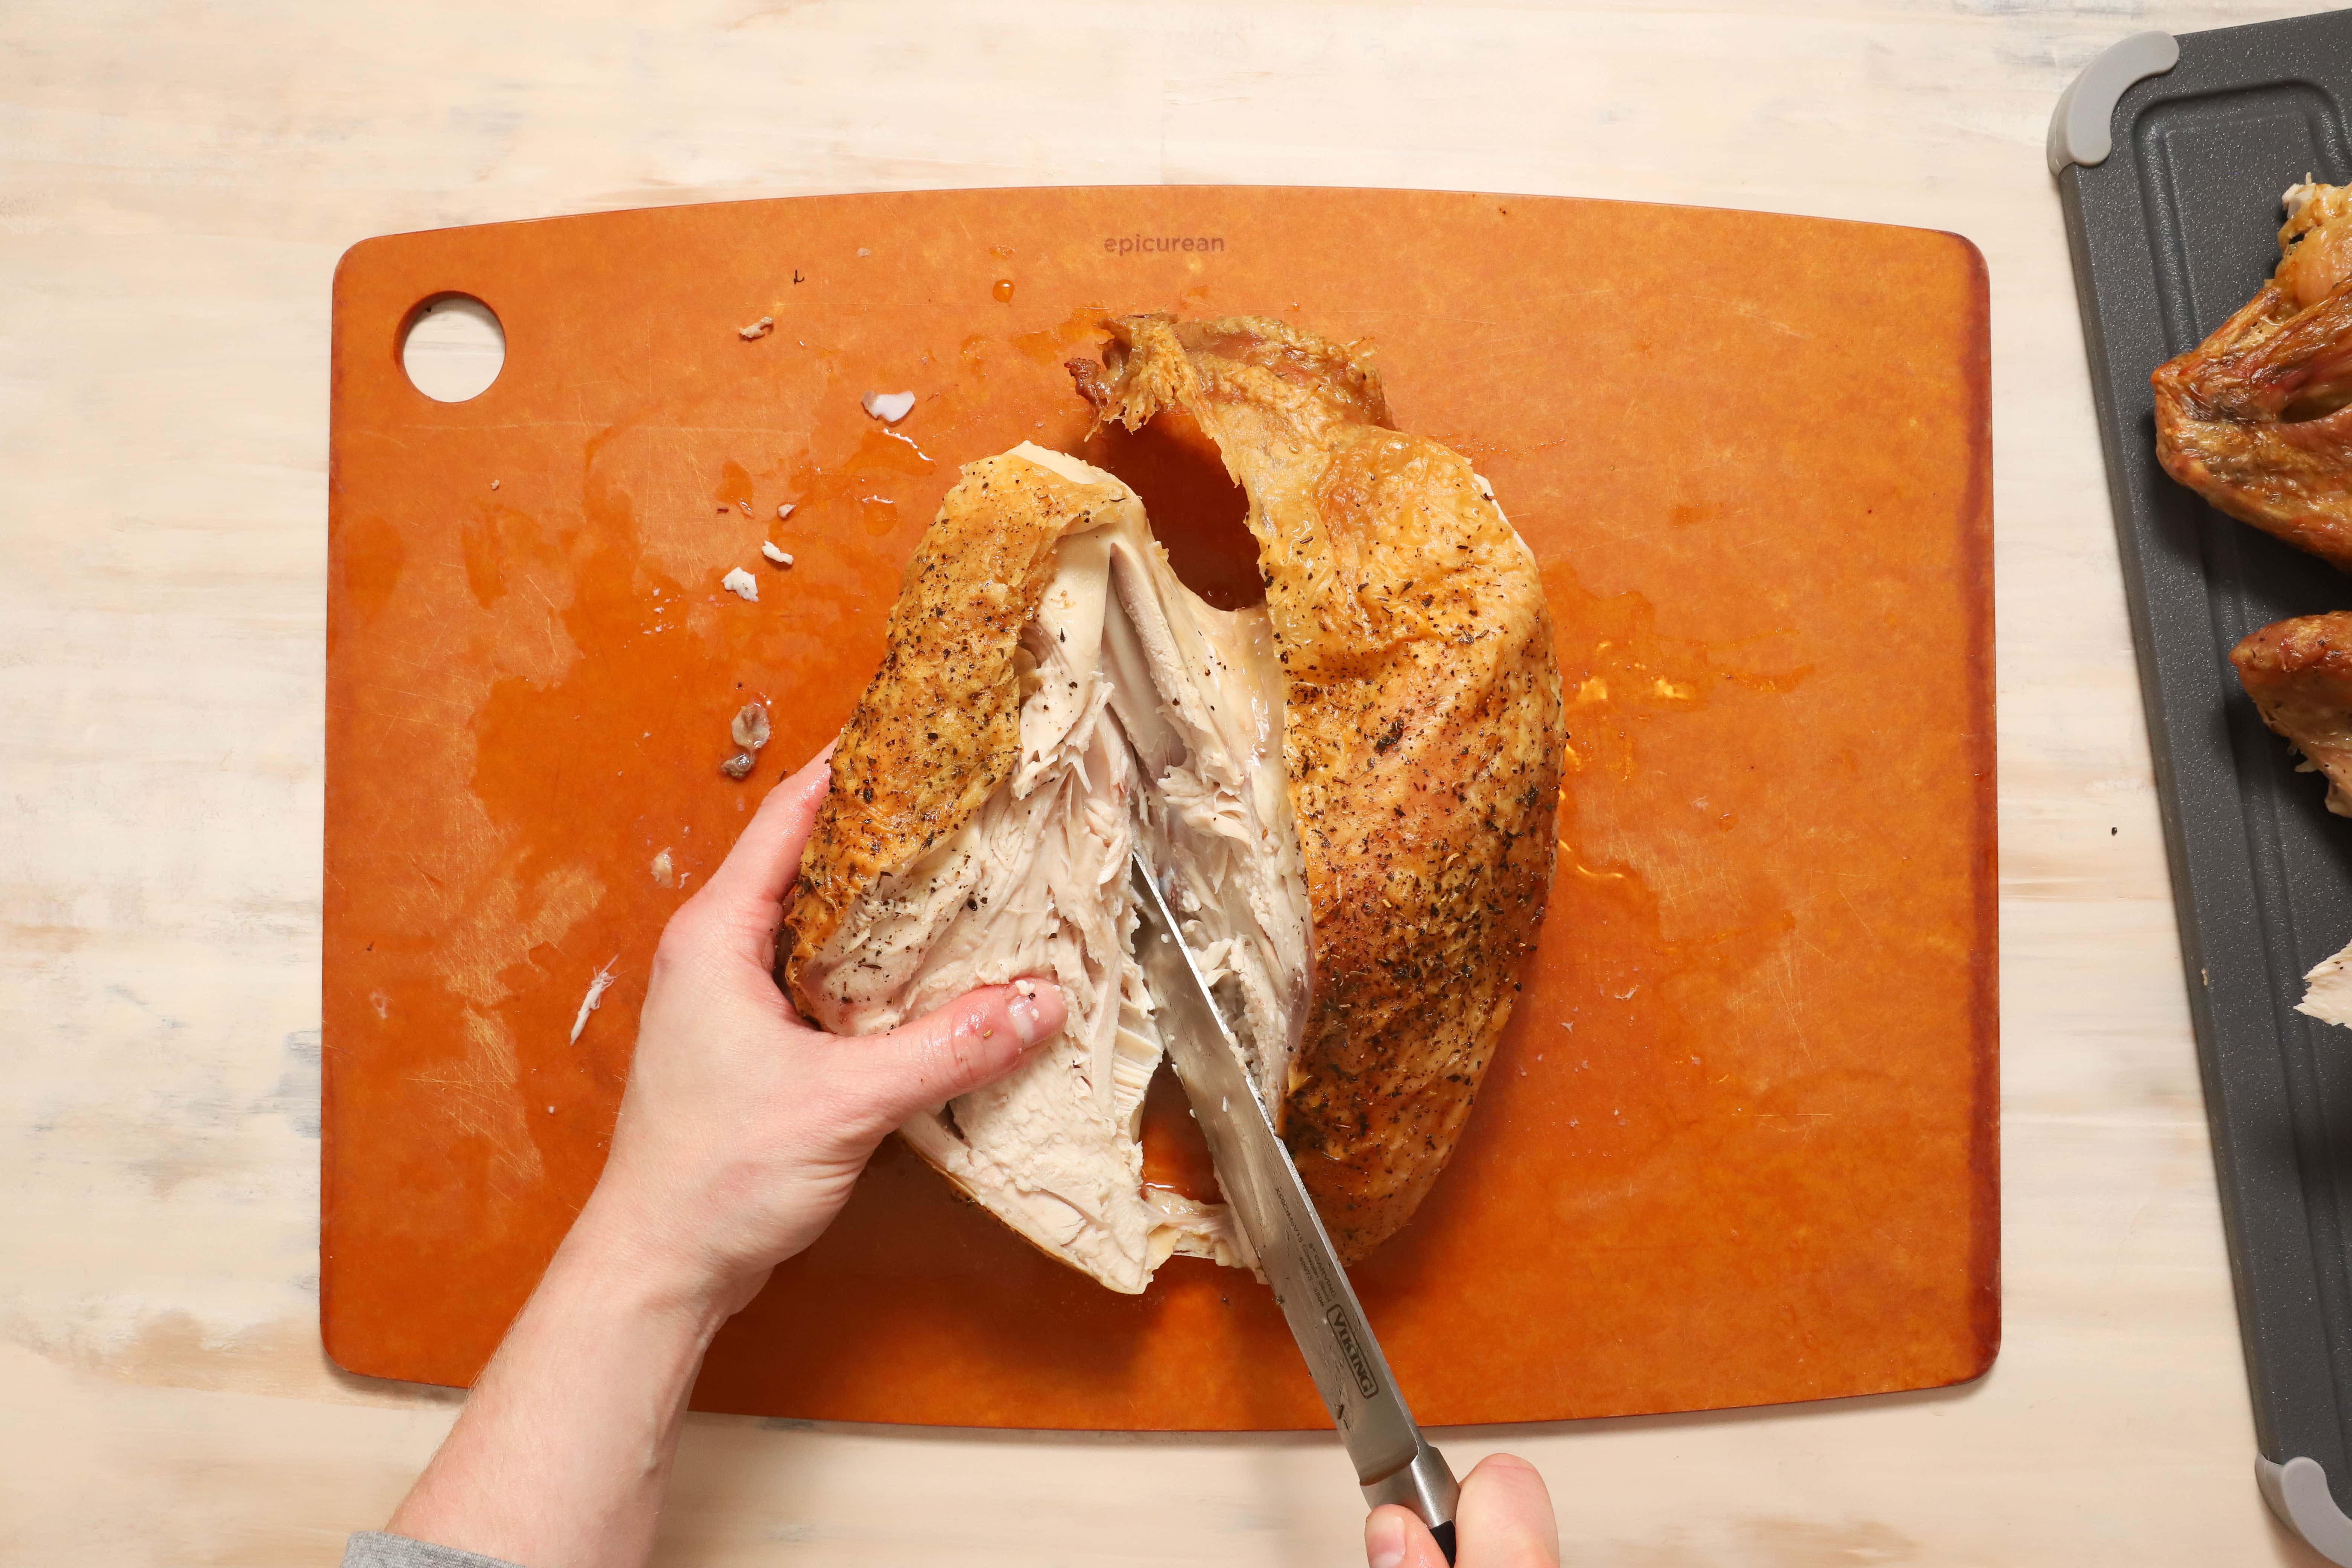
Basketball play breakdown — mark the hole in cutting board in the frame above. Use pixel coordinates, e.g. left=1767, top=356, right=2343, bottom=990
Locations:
left=401, top=294, right=505, bottom=403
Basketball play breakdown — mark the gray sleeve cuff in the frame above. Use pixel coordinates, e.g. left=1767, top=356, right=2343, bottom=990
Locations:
left=341, top=1531, right=527, bottom=1568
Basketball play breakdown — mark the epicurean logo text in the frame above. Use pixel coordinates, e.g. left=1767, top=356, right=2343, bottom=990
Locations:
left=1102, top=235, right=1227, bottom=256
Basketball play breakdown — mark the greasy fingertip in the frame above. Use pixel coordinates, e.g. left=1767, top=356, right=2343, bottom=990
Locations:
left=1005, top=980, right=1065, bottom=1048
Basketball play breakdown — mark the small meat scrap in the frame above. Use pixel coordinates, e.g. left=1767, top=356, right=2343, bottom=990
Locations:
left=2303, top=934, right=2352, bottom=1029
left=776, top=502, right=795, bottom=522
left=651, top=848, right=675, bottom=888
left=721, top=567, right=759, bottom=602
left=739, top=315, right=774, bottom=341
left=761, top=541, right=794, bottom=567
left=569, top=959, right=620, bottom=1045
left=720, top=702, right=770, bottom=781
left=862, top=390, right=916, bottom=424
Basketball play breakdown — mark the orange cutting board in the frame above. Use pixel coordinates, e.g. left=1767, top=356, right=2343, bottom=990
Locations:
left=323, top=186, right=1994, bottom=1428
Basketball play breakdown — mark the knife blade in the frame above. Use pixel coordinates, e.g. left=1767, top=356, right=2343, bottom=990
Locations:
left=1128, top=851, right=1462, bottom=1560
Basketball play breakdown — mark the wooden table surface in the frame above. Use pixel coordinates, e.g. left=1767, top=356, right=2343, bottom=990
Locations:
left=0, top=2, right=2335, bottom=1563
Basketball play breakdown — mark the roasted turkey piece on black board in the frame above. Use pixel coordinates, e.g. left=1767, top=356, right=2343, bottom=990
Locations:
left=2154, top=180, right=2352, bottom=571
left=781, top=314, right=1564, bottom=1291
left=2234, top=612, right=2352, bottom=1029
left=2233, top=610, right=2352, bottom=818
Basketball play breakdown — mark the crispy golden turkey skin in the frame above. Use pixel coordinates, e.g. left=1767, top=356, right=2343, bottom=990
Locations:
left=784, top=453, right=1075, bottom=972
left=1074, top=315, right=1563, bottom=1257
left=784, top=314, right=1563, bottom=1281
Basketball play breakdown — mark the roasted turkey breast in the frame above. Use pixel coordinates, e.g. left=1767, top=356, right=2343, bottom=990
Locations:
left=783, top=315, right=1563, bottom=1290
left=2154, top=179, right=2352, bottom=570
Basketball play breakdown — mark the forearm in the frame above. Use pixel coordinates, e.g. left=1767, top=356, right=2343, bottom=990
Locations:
left=370, top=752, right=1059, bottom=1568
left=387, top=1202, right=726, bottom=1568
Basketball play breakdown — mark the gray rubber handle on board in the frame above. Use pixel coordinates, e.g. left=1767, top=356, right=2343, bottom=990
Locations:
left=2047, top=31, right=2179, bottom=176
left=2261, top=1456, right=2352, bottom=1567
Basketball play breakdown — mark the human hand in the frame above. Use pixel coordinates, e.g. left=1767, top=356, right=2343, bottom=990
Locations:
left=573, top=746, right=1066, bottom=1319
left=1366, top=1455, right=1558, bottom=1568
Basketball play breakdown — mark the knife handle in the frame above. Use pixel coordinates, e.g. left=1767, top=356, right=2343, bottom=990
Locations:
left=1364, top=1436, right=1461, bottom=1564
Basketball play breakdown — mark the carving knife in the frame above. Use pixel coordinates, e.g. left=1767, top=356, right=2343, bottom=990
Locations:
left=1129, top=851, right=1462, bottom=1561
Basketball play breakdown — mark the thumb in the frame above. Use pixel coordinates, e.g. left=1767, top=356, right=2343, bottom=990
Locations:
left=1364, top=1506, right=1451, bottom=1568
left=1451, top=1454, right=1559, bottom=1566
left=848, top=982, right=1066, bottom=1129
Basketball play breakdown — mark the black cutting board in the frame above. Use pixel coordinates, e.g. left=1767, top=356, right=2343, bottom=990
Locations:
left=2056, top=9, right=2352, bottom=1556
